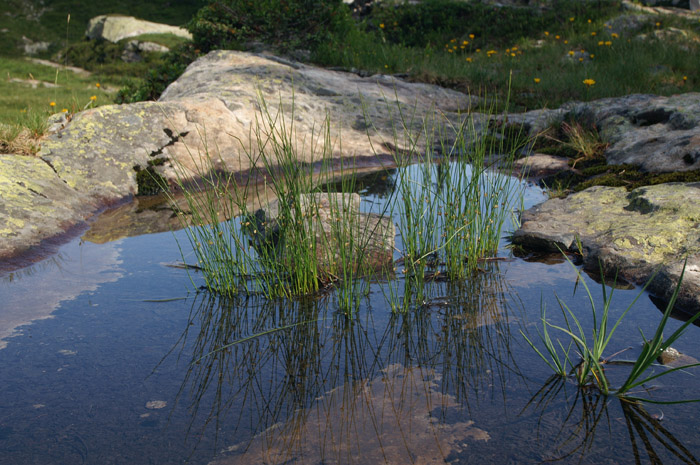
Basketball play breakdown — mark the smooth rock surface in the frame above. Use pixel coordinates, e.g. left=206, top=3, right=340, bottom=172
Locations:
left=85, top=15, right=192, bottom=43
left=512, top=183, right=700, bottom=312
left=39, top=50, right=474, bottom=205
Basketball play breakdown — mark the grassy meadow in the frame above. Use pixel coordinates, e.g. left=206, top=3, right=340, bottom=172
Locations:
left=2, top=1, right=700, bottom=121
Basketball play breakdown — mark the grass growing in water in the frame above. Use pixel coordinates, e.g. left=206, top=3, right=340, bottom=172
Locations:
left=171, top=95, right=527, bottom=315
left=522, top=254, right=700, bottom=402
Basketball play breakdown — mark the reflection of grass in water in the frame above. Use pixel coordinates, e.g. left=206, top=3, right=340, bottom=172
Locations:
left=522, top=255, right=700, bottom=401
left=165, top=262, right=521, bottom=461
left=523, top=375, right=700, bottom=464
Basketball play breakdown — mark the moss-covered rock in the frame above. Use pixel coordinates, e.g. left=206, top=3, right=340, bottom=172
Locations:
left=0, top=154, right=95, bottom=261
left=512, top=182, right=700, bottom=312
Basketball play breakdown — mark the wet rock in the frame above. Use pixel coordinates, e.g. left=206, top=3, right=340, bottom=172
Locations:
left=211, top=364, right=489, bottom=465
left=657, top=346, right=700, bottom=367
left=658, top=346, right=681, bottom=364
left=0, top=154, right=95, bottom=261
left=512, top=183, right=700, bottom=312
left=85, top=15, right=192, bottom=43
left=251, top=193, right=395, bottom=274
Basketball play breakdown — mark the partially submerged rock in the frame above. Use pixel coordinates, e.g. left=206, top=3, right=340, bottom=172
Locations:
left=512, top=183, right=700, bottom=312
left=85, top=15, right=192, bottom=43
left=0, top=155, right=95, bottom=261
left=212, top=364, right=489, bottom=465
left=250, top=193, right=395, bottom=274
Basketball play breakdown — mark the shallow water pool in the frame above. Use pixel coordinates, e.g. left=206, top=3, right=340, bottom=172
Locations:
left=0, top=166, right=698, bottom=465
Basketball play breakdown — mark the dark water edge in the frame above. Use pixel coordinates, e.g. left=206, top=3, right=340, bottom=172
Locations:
left=0, top=179, right=699, bottom=464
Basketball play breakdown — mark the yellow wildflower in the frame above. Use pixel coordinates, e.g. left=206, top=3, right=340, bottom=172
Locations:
left=598, top=41, right=604, bottom=46
left=95, top=82, right=100, bottom=88
left=591, top=31, right=597, bottom=36
left=605, top=41, right=612, bottom=46
left=90, top=95, right=97, bottom=101
left=611, top=33, right=619, bottom=39
left=568, top=50, right=575, bottom=56
left=570, top=17, right=575, bottom=22
left=62, top=108, right=68, bottom=113
left=466, top=57, right=472, bottom=62
left=534, top=78, right=541, bottom=83
left=555, top=35, right=560, bottom=40
left=583, top=78, right=596, bottom=86
left=49, top=101, right=56, bottom=107
left=469, top=33, right=475, bottom=39
left=564, top=40, right=569, bottom=44
left=379, top=23, right=385, bottom=29
left=544, top=31, right=549, bottom=36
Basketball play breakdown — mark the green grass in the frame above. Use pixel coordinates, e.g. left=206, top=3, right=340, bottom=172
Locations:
left=0, top=0, right=203, bottom=59
left=311, top=1, right=700, bottom=111
left=169, top=93, right=525, bottom=316
left=169, top=98, right=390, bottom=313
left=522, top=253, right=700, bottom=402
left=0, top=57, right=120, bottom=141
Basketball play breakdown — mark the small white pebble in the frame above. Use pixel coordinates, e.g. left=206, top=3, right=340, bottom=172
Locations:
left=145, top=400, right=167, bottom=410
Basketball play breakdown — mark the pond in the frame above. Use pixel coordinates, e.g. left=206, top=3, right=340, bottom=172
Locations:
left=0, top=163, right=699, bottom=465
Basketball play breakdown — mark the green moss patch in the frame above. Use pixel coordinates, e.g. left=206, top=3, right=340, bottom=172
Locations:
left=134, top=164, right=168, bottom=196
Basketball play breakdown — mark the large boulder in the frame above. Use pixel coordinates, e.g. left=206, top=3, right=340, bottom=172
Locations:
left=85, top=15, right=192, bottom=43
left=4, top=50, right=472, bottom=264
left=38, top=50, right=474, bottom=205
left=509, top=93, right=700, bottom=173
left=0, top=154, right=95, bottom=262
left=512, top=183, right=700, bottom=313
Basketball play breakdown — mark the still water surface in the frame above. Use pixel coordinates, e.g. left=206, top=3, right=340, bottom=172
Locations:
left=0, top=168, right=698, bottom=465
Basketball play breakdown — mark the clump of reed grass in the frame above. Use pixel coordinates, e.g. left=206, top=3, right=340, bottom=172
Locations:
left=170, top=96, right=393, bottom=315
left=387, top=96, right=525, bottom=291
left=171, top=92, right=527, bottom=316
left=522, top=254, right=700, bottom=402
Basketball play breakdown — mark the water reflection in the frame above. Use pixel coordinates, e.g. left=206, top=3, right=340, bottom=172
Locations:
left=524, top=376, right=700, bottom=464
left=0, top=239, right=123, bottom=349
left=167, top=266, right=520, bottom=463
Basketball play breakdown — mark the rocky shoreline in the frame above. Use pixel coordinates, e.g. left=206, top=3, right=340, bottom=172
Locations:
left=2, top=49, right=700, bottom=312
